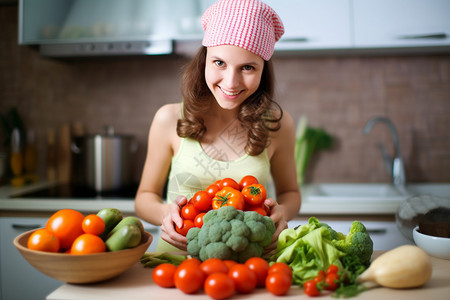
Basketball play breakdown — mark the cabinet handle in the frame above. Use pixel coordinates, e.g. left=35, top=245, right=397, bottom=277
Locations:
left=12, top=224, right=41, bottom=230
left=398, top=33, right=447, bottom=40
left=279, top=37, right=310, bottom=43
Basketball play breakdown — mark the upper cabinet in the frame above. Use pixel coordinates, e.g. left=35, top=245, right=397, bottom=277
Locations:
left=264, top=0, right=450, bottom=54
left=353, top=0, right=450, bottom=48
left=264, top=0, right=352, bottom=50
left=18, top=0, right=450, bottom=57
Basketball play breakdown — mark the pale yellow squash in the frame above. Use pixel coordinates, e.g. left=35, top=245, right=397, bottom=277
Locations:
left=357, top=245, right=432, bottom=289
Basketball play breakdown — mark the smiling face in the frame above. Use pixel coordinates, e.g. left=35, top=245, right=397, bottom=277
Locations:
left=205, top=45, right=265, bottom=112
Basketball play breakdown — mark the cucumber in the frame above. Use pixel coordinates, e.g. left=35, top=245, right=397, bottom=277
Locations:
left=107, top=216, right=144, bottom=239
left=105, top=224, right=142, bottom=251
left=97, top=208, right=123, bottom=240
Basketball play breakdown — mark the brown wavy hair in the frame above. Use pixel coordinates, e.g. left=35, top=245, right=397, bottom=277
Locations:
left=177, top=46, right=282, bottom=156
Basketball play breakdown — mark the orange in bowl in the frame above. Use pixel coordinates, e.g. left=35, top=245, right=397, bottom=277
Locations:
left=14, top=228, right=153, bottom=283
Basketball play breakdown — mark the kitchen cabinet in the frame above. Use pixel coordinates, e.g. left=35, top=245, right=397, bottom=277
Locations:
left=353, top=0, right=450, bottom=48
left=0, top=217, right=62, bottom=300
left=264, top=0, right=352, bottom=50
left=265, top=0, right=450, bottom=54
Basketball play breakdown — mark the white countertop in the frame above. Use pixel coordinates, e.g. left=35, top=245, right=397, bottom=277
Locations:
left=47, top=251, right=450, bottom=300
left=0, top=181, right=406, bottom=216
left=0, top=181, right=137, bottom=215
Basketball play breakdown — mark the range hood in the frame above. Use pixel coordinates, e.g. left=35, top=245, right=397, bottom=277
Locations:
left=19, top=0, right=206, bottom=57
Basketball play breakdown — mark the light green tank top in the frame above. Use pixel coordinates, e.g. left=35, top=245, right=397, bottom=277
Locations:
left=155, top=137, right=271, bottom=252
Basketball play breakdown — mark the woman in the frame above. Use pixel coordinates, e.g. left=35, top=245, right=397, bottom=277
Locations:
left=135, top=0, right=301, bottom=253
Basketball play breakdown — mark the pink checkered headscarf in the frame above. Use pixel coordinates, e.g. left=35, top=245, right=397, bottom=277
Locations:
left=201, top=0, right=284, bottom=61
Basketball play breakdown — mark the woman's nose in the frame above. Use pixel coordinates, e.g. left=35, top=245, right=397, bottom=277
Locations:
left=223, top=69, right=240, bottom=89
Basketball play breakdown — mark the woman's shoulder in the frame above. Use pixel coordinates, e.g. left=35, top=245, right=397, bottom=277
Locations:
left=153, top=103, right=182, bottom=125
left=280, top=109, right=295, bottom=129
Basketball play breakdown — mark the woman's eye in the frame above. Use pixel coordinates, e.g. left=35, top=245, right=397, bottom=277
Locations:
left=214, top=60, right=224, bottom=67
left=243, top=65, right=255, bottom=71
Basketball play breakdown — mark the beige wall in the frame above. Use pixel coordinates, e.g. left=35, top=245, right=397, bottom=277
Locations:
left=1, top=5, right=449, bottom=184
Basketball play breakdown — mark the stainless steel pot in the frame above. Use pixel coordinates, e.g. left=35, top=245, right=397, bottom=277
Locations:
left=71, top=127, right=137, bottom=192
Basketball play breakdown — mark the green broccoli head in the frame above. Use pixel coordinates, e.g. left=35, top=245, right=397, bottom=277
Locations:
left=186, top=206, right=276, bottom=263
left=333, top=221, right=373, bottom=265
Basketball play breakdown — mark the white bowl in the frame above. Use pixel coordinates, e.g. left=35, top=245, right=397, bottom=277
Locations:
left=413, top=226, right=450, bottom=260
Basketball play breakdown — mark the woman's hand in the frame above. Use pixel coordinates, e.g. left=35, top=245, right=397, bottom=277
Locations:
left=160, top=195, right=189, bottom=250
left=263, top=197, right=288, bottom=255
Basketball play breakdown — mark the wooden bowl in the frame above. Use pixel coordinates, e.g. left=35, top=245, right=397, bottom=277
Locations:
left=14, top=229, right=153, bottom=284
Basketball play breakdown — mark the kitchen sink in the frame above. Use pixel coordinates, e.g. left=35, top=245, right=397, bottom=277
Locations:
left=302, top=183, right=450, bottom=203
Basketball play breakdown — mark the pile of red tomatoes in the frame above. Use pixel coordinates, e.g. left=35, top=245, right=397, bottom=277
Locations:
left=153, top=257, right=292, bottom=299
left=176, top=175, right=269, bottom=236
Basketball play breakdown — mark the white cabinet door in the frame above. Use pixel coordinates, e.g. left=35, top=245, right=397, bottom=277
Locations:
left=264, top=0, right=352, bottom=50
left=0, top=218, right=62, bottom=300
left=353, top=0, right=450, bottom=47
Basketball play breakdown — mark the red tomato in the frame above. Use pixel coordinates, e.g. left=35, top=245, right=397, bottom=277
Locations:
left=218, top=177, right=240, bottom=190
left=181, top=203, right=199, bottom=220
left=192, top=190, right=212, bottom=211
left=204, top=273, right=235, bottom=300
left=152, top=263, right=177, bottom=288
left=223, top=260, right=238, bottom=270
left=265, top=272, right=292, bottom=296
left=244, top=257, right=269, bottom=288
left=46, top=209, right=85, bottom=250
left=304, top=280, right=320, bottom=297
left=205, top=184, right=220, bottom=199
left=326, top=264, right=339, bottom=275
left=244, top=203, right=268, bottom=216
left=174, top=262, right=205, bottom=294
left=179, top=257, right=202, bottom=267
left=82, top=214, right=105, bottom=236
left=212, top=187, right=244, bottom=210
left=241, top=184, right=267, bottom=206
left=324, top=272, right=340, bottom=291
left=239, top=175, right=259, bottom=191
left=70, top=233, right=106, bottom=255
left=228, top=263, right=257, bottom=294
left=268, top=262, right=293, bottom=277
left=175, top=219, right=195, bottom=236
left=200, top=258, right=229, bottom=276
left=194, top=212, right=206, bottom=228
left=313, top=270, right=325, bottom=284
left=27, top=228, right=60, bottom=252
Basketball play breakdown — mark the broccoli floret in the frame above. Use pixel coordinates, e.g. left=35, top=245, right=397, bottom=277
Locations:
left=226, top=235, right=248, bottom=252
left=333, top=221, right=373, bottom=266
left=186, top=226, right=200, bottom=242
left=202, top=209, right=218, bottom=224
left=217, top=206, right=241, bottom=221
left=237, top=242, right=264, bottom=262
left=243, top=210, right=263, bottom=222
left=230, top=219, right=250, bottom=236
left=202, top=242, right=231, bottom=261
left=187, top=206, right=276, bottom=263
left=319, top=221, right=340, bottom=240
left=247, top=220, right=266, bottom=242
left=186, top=227, right=201, bottom=256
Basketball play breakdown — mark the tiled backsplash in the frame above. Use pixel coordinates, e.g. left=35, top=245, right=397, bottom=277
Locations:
left=1, top=6, right=449, bottom=184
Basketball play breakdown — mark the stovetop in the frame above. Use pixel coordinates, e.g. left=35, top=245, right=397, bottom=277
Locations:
left=10, top=184, right=138, bottom=199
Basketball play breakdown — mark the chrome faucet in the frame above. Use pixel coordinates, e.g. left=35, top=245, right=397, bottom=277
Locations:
left=363, top=117, right=406, bottom=189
